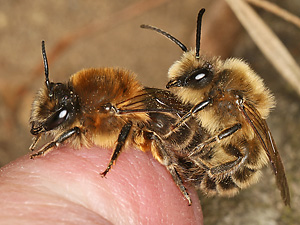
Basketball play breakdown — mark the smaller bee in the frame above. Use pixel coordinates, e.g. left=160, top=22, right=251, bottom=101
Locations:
left=30, top=41, right=152, bottom=176
left=29, top=41, right=203, bottom=205
left=141, top=8, right=290, bottom=206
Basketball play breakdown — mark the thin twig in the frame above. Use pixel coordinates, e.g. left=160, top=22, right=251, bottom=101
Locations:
left=226, top=0, right=300, bottom=96
left=246, top=0, right=300, bottom=29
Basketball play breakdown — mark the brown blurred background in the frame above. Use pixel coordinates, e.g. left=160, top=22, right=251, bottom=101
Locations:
left=0, top=0, right=299, bottom=224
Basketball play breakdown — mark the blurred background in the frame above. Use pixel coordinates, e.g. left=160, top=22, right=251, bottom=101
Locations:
left=0, top=0, right=299, bottom=224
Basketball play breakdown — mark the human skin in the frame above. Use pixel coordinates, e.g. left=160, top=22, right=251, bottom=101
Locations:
left=0, top=146, right=203, bottom=224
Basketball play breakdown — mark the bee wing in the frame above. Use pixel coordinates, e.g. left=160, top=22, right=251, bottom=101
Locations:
left=241, top=102, right=290, bottom=206
left=144, top=88, right=192, bottom=113
left=117, top=87, right=191, bottom=114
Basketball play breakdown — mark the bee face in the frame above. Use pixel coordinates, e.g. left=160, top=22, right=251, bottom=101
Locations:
left=141, top=8, right=290, bottom=206
left=30, top=81, right=79, bottom=136
left=167, top=52, right=215, bottom=90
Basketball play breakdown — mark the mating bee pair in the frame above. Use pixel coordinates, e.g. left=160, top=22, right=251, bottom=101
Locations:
left=29, top=9, right=290, bottom=206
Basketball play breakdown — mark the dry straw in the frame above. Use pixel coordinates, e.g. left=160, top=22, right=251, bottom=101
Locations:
left=226, top=0, right=300, bottom=96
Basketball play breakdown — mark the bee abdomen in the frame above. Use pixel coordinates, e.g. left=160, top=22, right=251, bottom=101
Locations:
left=198, top=167, right=261, bottom=197
left=200, top=174, right=239, bottom=197
left=232, top=167, right=261, bottom=189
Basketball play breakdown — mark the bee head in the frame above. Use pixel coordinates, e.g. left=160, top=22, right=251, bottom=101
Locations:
left=166, top=56, right=214, bottom=90
left=165, top=8, right=212, bottom=91
left=30, top=41, right=79, bottom=136
left=141, top=9, right=214, bottom=90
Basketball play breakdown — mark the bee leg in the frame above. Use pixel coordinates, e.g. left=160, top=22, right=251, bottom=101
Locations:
left=167, top=164, right=192, bottom=205
left=100, top=122, right=132, bottom=177
left=30, top=127, right=81, bottom=159
left=209, top=147, right=249, bottom=178
left=152, top=134, right=192, bottom=205
left=168, top=99, right=212, bottom=135
left=189, top=123, right=242, bottom=157
left=29, top=133, right=42, bottom=151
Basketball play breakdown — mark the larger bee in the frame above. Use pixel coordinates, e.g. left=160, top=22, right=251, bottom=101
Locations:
left=141, top=8, right=290, bottom=206
left=30, top=41, right=208, bottom=205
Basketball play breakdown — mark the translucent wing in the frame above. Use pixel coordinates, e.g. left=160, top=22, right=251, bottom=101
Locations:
left=116, top=87, right=191, bottom=114
left=240, top=102, right=290, bottom=206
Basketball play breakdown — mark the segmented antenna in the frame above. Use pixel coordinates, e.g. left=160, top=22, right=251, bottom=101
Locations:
left=140, top=24, right=187, bottom=52
left=195, top=8, right=205, bottom=59
left=41, top=40, right=52, bottom=97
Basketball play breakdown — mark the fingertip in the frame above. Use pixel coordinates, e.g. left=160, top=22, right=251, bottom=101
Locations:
left=0, top=146, right=203, bottom=224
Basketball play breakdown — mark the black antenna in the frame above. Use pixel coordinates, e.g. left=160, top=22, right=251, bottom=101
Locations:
left=140, top=24, right=187, bottom=52
left=41, top=40, right=52, bottom=97
left=195, top=8, right=205, bottom=59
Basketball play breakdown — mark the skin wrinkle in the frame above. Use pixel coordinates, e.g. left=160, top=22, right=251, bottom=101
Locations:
left=1, top=185, right=110, bottom=225
left=1, top=151, right=117, bottom=224
left=28, top=154, right=94, bottom=208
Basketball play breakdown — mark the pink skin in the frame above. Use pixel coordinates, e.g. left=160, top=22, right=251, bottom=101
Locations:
left=0, top=146, right=203, bottom=224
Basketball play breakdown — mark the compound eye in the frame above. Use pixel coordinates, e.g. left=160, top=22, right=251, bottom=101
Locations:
left=185, top=67, right=213, bottom=89
left=43, top=107, right=69, bottom=131
left=59, top=109, right=68, bottom=119
left=194, top=71, right=206, bottom=81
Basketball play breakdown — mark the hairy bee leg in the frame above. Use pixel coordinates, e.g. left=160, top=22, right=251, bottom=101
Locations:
left=100, top=122, right=132, bottom=177
left=167, top=99, right=212, bottom=136
left=189, top=123, right=249, bottom=178
left=189, top=123, right=242, bottom=157
left=209, top=148, right=249, bottom=177
left=152, top=134, right=192, bottom=205
left=190, top=142, right=249, bottom=180
left=29, top=133, right=42, bottom=151
left=30, top=127, right=80, bottom=159
left=167, top=164, right=192, bottom=205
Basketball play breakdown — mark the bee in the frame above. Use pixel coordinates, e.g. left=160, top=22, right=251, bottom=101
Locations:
left=141, top=8, right=290, bottom=206
left=30, top=41, right=208, bottom=205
